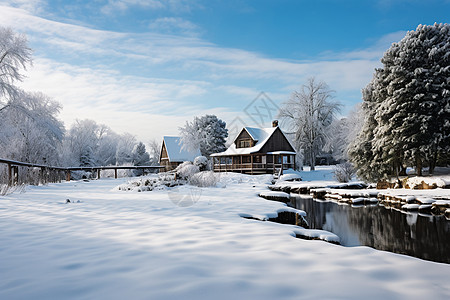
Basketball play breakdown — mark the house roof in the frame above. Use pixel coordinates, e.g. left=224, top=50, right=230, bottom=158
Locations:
left=211, top=126, right=295, bottom=156
left=162, top=136, right=201, bottom=162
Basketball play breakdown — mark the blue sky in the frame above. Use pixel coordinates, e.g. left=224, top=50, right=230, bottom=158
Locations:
left=1, top=0, right=449, bottom=142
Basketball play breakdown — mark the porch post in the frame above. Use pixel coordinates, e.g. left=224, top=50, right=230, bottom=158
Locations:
left=240, top=155, right=243, bottom=173
left=273, top=155, right=275, bottom=173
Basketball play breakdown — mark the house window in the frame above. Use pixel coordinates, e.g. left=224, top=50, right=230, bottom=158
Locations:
left=238, top=139, right=251, bottom=148
left=254, top=155, right=261, bottom=163
left=242, top=156, right=251, bottom=163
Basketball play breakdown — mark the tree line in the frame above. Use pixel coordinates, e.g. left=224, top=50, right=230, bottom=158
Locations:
left=0, top=26, right=155, bottom=172
left=2, top=23, right=449, bottom=183
left=279, top=23, right=449, bottom=181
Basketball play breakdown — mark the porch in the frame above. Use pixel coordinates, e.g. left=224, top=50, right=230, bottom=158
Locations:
left=212, top=153, right=295, bottom=174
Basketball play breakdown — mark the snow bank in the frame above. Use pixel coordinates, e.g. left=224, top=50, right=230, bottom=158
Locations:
left=278, top=169, right=302, bottom=182
left=404, top=175, right=450, bottom=189
left=278, top=173, right=302, bottom=182
left=293, top=228, right=341, bottom=244
left=1, top=175, right=449, bottom=299
left=258, top=191, right=290, bottom=202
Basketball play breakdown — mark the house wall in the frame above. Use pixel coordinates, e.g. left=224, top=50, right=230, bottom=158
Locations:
left=160, top=143, right=169, bottom=161
left=258, top=128, right=295, bottom=154
left=159, top=142, right=181, bottom=172
left=235, top=130, right=255, bottom=148
left=160, top=160, right=180, bottom=172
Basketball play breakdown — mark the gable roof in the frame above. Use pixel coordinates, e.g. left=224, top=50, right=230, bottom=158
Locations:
left=162, top=136, right=201, bottom=162
left=211, top=126, right=295, bottom=156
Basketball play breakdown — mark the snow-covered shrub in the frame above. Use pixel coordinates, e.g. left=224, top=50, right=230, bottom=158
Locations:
left=175, top=161, right=200, bottom=180
left=194, top=156, right=208, bottom=171
left=279, top=173, right=302, bottom=182
left=189, top=171, right=219, bottom=187
left=115, top=174, right=179, bottom=192
left=333, top=162, right=355, bottom=183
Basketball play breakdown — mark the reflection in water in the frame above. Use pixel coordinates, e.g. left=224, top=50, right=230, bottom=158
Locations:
left=290, top=194, right=450, bottom=264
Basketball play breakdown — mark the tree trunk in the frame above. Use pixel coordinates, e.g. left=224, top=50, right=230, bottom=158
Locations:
left=309, top=146, right=315, bottom=171
left=429, top=148, right=438, bottom=175
left=415, top=153, right=422, bottom=176
left=399, top=165, right=407, bottom=176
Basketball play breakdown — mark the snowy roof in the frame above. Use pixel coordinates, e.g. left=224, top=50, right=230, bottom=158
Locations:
left=211, top=127, right=295, bottom=156
left=162, top=136, right=201, bottom=162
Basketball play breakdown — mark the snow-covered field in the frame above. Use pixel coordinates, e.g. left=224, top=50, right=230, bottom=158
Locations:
left=1, top=173, right=449, bottom=299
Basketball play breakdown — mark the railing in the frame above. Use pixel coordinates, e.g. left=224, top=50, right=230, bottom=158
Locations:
left=0, top=158, right=164, bottom=186
left=213, top=162, right=295, bottom=172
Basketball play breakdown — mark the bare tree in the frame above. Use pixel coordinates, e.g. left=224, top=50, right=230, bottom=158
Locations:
left=116, top=132, right=137, bottom=165
left=147, top=139, right=161, bottom=165
left=278, top=77, right=341, bottom=170
left=323, top=103, right=364, bottom=162
left=0, top=26, right=32, bottom=105
left=0, top=91, right=64, bottom=165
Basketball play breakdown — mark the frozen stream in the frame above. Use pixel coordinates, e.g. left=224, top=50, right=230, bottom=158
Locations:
left=290, top=194, right=450, bottom=264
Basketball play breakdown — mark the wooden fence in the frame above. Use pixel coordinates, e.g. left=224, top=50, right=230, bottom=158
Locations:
left=0, top=158, right=164, bottom=186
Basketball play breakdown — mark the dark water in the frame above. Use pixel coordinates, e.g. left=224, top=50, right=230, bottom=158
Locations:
left=290, top=194, right=450, bottom=264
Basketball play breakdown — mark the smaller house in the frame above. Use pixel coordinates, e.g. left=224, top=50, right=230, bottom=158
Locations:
left=159, top=136, right=201, bottom=172
left=211, top=121, right=296, bottom=174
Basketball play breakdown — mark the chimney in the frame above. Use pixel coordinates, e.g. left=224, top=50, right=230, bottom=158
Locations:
left=272, top=120, right=279, bottom=127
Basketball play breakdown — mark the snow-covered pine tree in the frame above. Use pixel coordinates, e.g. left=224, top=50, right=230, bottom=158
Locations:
left=80, top=146, right=96, bottom=167
left=179, top=115, right=228, bottom=157
left=349, top=80, right=392, bottom=182
left=350, top=23, right=450, bottom=180
left=132, top=142, right=150, bottom=176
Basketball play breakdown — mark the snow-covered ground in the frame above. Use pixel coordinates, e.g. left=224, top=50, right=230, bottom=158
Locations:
left=1, top=173, right=449, bottom=299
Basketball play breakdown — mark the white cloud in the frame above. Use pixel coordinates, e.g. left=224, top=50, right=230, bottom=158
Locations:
left=101, top=0, right=164, bottom=14
left=0, top=4, right=401, bottom=141
left=148, top=17, right=200, bottom=36
left=101, top=0, right=198, bottom=14
left=0, top=0, right=44, bottom=13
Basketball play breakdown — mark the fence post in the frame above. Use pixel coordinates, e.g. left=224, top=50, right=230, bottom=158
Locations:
left=114, top=169, right=118, bottom=179
left=40, top=167, right=45, bottom=185
left=7, top=163, right=12, bottom=186
left=12, top=166, right=18, bottom=185
left=97, top=169, right=101, bottom=179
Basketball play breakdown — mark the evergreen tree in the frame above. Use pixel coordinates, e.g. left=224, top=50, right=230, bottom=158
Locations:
left=179, top=115, right=228, bottom=157
left=132, top=142, right=150, bottom=176
left=80, top=146, right=96, bottom=167
left=350, top=23, right=450, bottom=180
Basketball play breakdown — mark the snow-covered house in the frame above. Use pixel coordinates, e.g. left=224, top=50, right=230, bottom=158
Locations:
left=211, top=121, right=296, bottom=174
left=159, top=136, right=201, bottom=171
